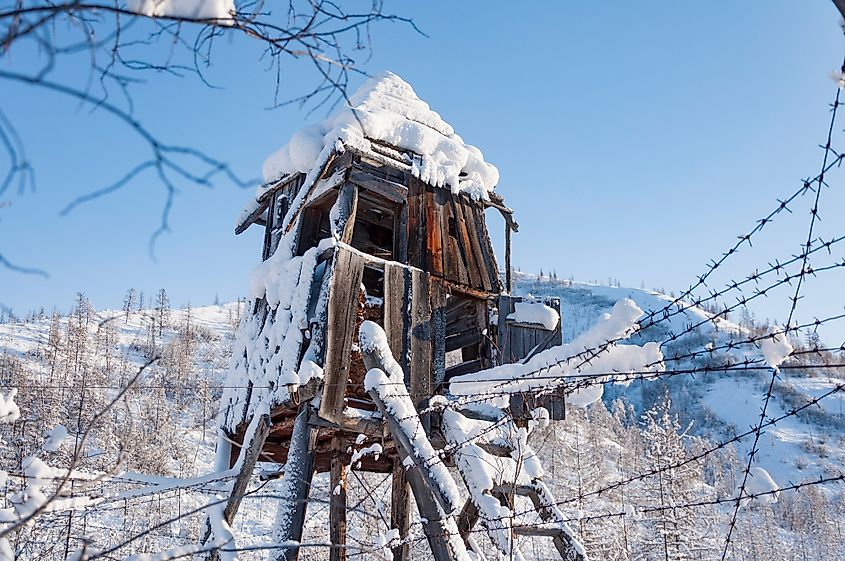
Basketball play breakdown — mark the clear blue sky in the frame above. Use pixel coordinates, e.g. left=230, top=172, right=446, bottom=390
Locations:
left=2, top=2, right=844, bottom=342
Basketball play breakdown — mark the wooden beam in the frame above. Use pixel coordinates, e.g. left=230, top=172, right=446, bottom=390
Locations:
left=334, top=182, right=359, bottom=243
left=272, top=403, right=318, bottom=561
left=383, top=262, right=409, bottom=375
left=406, top=178, right=423, bottom=269
left=409, top=269, right=432, bottom=415
left=360, top=339, right=467, bottom=561
left=424, top=189, right=444, bottom=277
left=430, top=279, right=447, bottom=389
left=471, top=203, right=502, bottom=292
left=395, top=201, right=409, bottom=264
left=224, top=414, right=271, bottom=523
left=319, top=248, right=366, bottom=423
left=367, top=390, right=465, bottom=561
left=504, top=219, right=512, bottom=293
left=329, top=438, right=348, bottom=561
left=459, top=203, right=493, bottom=293
left=309, top=410, right=383, bottom=435
left=349, top=169, right=409, bottom=204
left=451, top=199, right=482, bottom=290
left=235, top=198, right=270, bottom=235
left=203, top=415, right=271, bottom=561
left=390, top=458, right=411, bottom=561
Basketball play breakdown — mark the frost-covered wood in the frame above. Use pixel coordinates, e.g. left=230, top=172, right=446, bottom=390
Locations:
left=359, top=322, right=470, bottom=561
left=440, top=405, right=587, bottom=561
left=271, top=403, right=318, bottom=561
left=318, top=248, right=366, bottom=423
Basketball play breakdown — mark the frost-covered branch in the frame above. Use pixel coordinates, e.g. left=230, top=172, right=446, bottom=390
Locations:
left=0, top=356, right=157, bottom=540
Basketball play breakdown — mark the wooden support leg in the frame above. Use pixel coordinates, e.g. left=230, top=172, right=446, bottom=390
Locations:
left=329, top=438, right=348, bottom=561
left=272, top=403, right=318, bottom=561
left=203, top=414, right=271, bottom=561
left=224, top=414, right=271, bottom=523
left=391, top=458, right=411, bottom=561
left=361, top=322, right=466, bottom=561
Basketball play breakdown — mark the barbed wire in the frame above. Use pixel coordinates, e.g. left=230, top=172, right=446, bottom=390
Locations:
left=720, top=50, right=845, bottom=561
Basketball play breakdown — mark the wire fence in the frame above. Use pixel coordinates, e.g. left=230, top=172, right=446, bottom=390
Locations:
left=4, top=32, right=845, bottom=561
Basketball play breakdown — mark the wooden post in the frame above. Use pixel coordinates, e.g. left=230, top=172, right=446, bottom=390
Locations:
left=409, top=268, right=432, bottom=422
left=272, top=403, right=318, bottom=561
left=333, top=182, right=359, bottom=243
left=224, top=414, right=271, bottom=523
left=383, top=262, right=409, bottom=374
left=203, top=414, right=271, bottom=561
left=318, top=248, right=365, bottom=423
left=504, top=221, right=512, bottom=293
left=360, top=332, right=467, bottom=561
left=390, top=458, right=411, bottom=561
left=329, top=438, right=348, bottom=561
left=368, top=386, right=464, bottom=561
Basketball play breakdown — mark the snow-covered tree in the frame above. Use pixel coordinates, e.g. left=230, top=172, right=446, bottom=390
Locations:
left=635, top=398, right=718, bottom=561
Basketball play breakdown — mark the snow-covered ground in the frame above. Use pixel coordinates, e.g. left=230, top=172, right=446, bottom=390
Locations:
left=1, top=276, right=843, bottom=560
left=702, top=376, right=844, bottom=484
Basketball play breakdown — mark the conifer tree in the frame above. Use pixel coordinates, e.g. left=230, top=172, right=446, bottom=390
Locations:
left=123, top=288, right=137, bottom=323
left=153, top=289, right=171, bottom=337
left=635, top=398, right=718, bottom=561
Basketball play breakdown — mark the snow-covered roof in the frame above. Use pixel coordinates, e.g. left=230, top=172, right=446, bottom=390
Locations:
left=254, top=72, right=498, bottom=208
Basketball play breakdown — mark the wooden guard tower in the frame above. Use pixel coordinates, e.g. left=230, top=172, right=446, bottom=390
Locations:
left=210, top=76, right=586, bottom=561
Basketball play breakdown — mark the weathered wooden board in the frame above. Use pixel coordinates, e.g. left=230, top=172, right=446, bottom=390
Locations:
left=429, top=279, right=447, bottom=389
left=438, top=189, right=466, bottom=285
left=390, top=458, right=411, bottom=561
left=319, top=248, right=366, bottom=423
left=395, top=202, right=409, bottom=264
left=424, top=190, right=444, bottom=277
left=334, top=182, right=359, bottom=244
left=329, top=438, right=347, bottom=561
left=224, top=414, right=270, bottom=522
left=383, top=262, right=410, bottom=377
left=445, top=329, right=483, bottom=353
left=460, top=202, right=493, bottom=293
left=406, top=176, right=426, bottom=271
left=409, top=268, right=433, bottom=409
left=349, top=168, right=408, bottom=204
left=469, top=203, right=502, bottom=292
left=451, top=198, right=482, bottom=290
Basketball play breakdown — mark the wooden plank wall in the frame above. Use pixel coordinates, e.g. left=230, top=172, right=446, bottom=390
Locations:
left=409, top=268, right=433, bottom=411
left=406, top=176, right=501, bottom=295
left=496, top=295, right=562, bottom=365
left=497, top=295, right=565, bottom=420
left=383, top=260, right=445, bottom=405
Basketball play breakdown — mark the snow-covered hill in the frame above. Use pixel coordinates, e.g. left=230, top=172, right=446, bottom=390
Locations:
left=1, top=280, right=842, bottom=491
left=512, top=272, right=845, bottom=489
left=0, top=279, right=843, bottom=560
